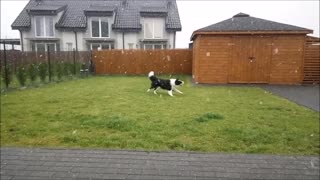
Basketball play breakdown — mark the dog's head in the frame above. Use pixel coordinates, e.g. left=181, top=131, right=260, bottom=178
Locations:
left=174, top=79, right=184, bottom=86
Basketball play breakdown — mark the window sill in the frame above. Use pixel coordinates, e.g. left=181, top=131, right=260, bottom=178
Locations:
left=84, top=38, right=115, bottom=42
left=26, top=37, right=60, bottom=41
left=140, top=39, right=168, bottom=42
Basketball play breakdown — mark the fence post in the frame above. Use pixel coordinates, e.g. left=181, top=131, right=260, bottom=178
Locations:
left=73, top=48, right=76, bottom=75
left=3, top=41, right=9, bottom=88
left=90, top=50, right=93, bottom=74
left=47, top=45, right=51, bottom=82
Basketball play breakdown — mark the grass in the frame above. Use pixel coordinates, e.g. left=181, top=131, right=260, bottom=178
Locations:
left=195, top=112, right=224, bottom=122
left=1, top=74, right=80, bottom=90
left=1, top=75, right=319, bottom=155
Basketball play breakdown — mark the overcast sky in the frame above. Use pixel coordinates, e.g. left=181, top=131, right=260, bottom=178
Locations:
left=1, top=0, right=319, bottom=48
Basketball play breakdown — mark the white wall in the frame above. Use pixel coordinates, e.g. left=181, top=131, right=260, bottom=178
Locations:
left=77, top=32, right=85, bottom=51
left=22, top=30, right=33, bottom=51
left=124, top=32, right=138, bottom=49
left=61, top=32, right=74, bottom=51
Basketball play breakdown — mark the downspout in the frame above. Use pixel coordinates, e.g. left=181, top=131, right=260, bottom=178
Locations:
left=122, top=32, right=125, bottom=50
left=74, top=30, right=78, bottom=51
left=20, top=30, right=24, bottom=52
left=173, top=31, right=176, bottom=49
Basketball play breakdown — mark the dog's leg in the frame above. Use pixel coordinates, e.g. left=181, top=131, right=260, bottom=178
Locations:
left=147, top=84, right=154, bottom=92
left=173, top=87, right=183, bottom=94
left=153, top=87, right=159, bottom=94
left=168, top=90, right=173, bottom=97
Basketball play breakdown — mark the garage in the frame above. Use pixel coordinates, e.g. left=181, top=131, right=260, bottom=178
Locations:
left=191, top=13, right=313, bottom=84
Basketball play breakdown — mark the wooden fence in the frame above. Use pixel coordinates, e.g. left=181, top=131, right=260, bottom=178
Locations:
left=93, top=49, right=192, bottom=75
left=303, top=36, right=320, bottom=84
left=0, top=50, right=91, bottom=73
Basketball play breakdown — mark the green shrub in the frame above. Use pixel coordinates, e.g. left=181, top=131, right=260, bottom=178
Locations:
left=63, top=63, right=72, bottom=77
left=1, top=67, right=12, bottom=87
left=16, top=66, right=27, bottom=87
left=48, top=63, right=55, bottom=80
left=56, top=62, right=63, bottom=81
left=38, top=63, right=47, bottom=82
left=70, top=63, right=76, bottom=75
left=28, top=64, right=38, bottom=83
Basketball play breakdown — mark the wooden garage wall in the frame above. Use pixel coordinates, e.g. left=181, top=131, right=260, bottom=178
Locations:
left=193, top=35, right=231, bottom=83
left=269, top=35, right=305, bottom=84
left=192, top=36, right=200, bottom=82
left=303, top=36, right=320, bottom=84
left=193, top=34, right=306, bottom=84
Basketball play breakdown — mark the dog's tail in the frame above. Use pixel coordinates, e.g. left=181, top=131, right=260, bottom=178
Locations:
left=148, top=71, right=154, bottom=78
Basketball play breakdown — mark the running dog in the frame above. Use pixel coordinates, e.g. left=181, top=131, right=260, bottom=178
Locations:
left=147, top=71, right=184, bottom=97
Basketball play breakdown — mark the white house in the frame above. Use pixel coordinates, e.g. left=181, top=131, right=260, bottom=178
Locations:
left=11, top=0, right=182, bottom=52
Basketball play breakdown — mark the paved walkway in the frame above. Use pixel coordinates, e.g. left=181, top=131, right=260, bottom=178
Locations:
left=259, top=85, right=319, bottom=112
left=1, top=147, right=319, bottom=180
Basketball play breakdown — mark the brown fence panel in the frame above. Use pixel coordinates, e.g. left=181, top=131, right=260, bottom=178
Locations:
left=303, top=36, right=320, bottom=84
left=46, top=51, right=90, bottom=63
left=0, top=50, right=21, bottom=73
left=93, top=49, right=192, bottom=75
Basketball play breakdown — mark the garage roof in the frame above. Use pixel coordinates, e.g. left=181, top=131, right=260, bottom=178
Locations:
left=191, top=13, right=313, bottom=40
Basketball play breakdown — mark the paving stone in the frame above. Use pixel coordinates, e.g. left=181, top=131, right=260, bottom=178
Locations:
left=30, top=171, right=56, bottom=177
left=51, top=172, right=79, bottom=178
left=11, top=177, right=59, bottom=180
left=0, top=175, right=13, bottom=180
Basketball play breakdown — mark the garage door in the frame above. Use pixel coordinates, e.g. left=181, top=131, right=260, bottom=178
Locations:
left=229, top=36, right=273, bottom=83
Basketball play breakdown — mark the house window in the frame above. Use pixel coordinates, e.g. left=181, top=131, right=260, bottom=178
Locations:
left=91, top=17, right=109, bottom=38
left=154, top=44, right=162, bottom=49
left=35, top=16, right=54, bottom=37
left=144, top=44, right=153, bottom=49
left=35, top=43, right=56, bottom=52
left=36, top=43, right=45, bottom=52
left=144, top=19, right=163, bottom=39
left=143, top=44, right=166, bottom=50
left=90, top=43, right=114, bottom=50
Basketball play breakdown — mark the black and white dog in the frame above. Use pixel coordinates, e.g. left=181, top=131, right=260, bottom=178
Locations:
left=147, top=71, right=184, bottom=96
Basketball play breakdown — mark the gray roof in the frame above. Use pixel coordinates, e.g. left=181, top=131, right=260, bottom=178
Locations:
left=27, top=4, right=67, bottom=16
left=195, top=13, right=312, bottom=32
left=84, top=5, right=116, bottom=17
left=85, top=4, right=116, bottom=12
left=12, top=0, right=181, bottom=32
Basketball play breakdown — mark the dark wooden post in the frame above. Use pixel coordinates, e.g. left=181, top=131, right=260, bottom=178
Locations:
left=73, top=48, right=76, bottom=75
left=47, top=45, right=51, bottom=82
left=3, top=41, right=9, bottom=88
left=90, top=50, right=93, bottom=74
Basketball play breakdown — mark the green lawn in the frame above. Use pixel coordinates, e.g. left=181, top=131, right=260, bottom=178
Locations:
left=1, top=75, right=319, bottom=155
